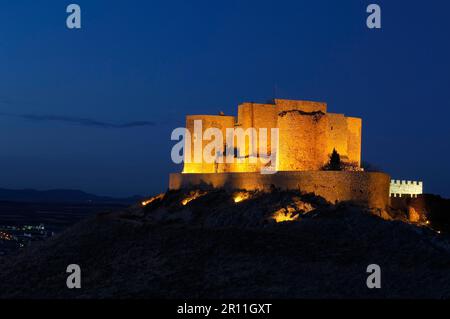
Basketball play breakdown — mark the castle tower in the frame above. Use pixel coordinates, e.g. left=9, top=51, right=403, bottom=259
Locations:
left=276, top=100, right=329, bottom=171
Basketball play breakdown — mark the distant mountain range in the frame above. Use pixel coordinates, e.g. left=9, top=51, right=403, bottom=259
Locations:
left=0, top=188, right=142, bottom=204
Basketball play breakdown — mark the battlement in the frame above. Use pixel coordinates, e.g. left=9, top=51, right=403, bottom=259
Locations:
left=391, top=180, right=423, bottom=186
left=390, top=179, right=423, bottom=198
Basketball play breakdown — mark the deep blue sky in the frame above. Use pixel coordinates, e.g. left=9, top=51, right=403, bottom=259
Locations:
left=0, top=0, right=449, bottom=197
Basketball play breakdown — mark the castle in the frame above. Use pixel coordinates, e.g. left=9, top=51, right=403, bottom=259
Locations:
left=170, top=99, right=421, bottom=210
left=183, top=99, right=362, bottom=174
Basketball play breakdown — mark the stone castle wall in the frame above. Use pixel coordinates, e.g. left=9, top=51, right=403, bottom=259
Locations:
left=327, top=114, right=349, bottom=161
left=169, top=171, right=391, bottom=210
left=277, top=109, right=329, bottom=171
left=346, top=117, right=362, bottom=166
left=237, top=102, right=278, bottom=157
left=183, top=115, right=235, bottom=174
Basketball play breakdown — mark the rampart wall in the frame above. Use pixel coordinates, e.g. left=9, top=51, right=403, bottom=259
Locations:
left=170, top=171, right=391, bottom=210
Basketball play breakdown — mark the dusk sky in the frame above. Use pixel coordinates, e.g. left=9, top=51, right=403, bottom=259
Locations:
left=1, top=0, right=449, bottom=197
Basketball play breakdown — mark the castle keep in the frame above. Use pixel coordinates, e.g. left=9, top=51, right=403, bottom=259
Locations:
left=170, top=99, right=392, bottom=210
left=183, top=99, right=362, bottom=174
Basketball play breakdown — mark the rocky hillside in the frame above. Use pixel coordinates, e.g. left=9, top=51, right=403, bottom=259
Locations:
left=0, top=188, right=449, bottom=299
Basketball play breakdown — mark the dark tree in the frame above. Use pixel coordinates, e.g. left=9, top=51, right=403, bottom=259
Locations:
left=327, top=148, right=342, bottom=171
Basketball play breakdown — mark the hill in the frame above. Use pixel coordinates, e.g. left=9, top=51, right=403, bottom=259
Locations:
left=0, top=188, right=449, bottom=299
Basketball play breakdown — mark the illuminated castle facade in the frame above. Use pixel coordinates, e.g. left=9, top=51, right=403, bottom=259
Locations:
left=183, top=99, right=362, bottom=174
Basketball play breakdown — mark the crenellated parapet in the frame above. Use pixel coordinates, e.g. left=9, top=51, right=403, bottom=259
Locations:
left=390, top=180, right=423, bottom=198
